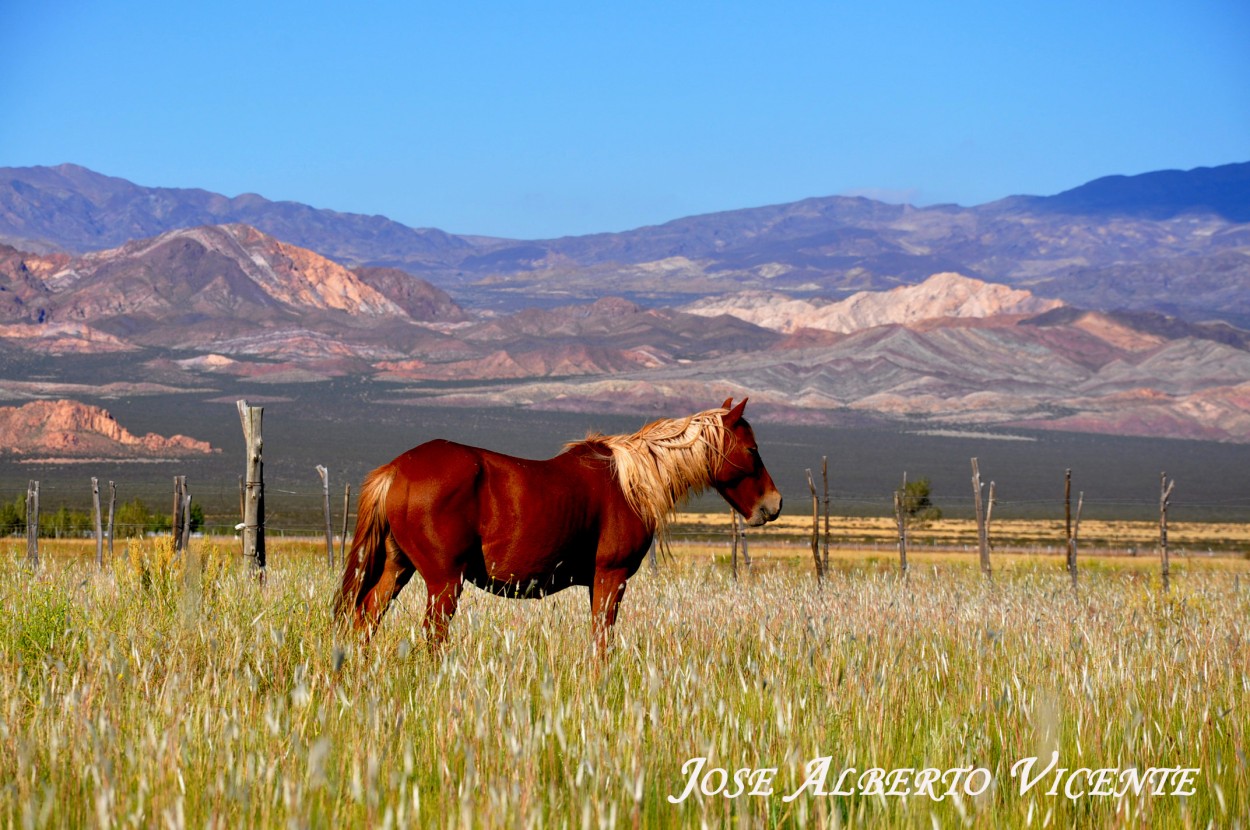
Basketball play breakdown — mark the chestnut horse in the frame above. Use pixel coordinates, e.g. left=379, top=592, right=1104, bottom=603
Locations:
left=334, top=398, right=782, bottom=651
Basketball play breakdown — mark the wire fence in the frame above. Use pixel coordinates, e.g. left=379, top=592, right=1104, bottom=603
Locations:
left=4, top=478, right=1249, bottom=548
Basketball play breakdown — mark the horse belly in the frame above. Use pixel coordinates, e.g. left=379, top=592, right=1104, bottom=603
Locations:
left=476, top=528, right=593, bottom=591
left=465, top=568, right=580, bottom=599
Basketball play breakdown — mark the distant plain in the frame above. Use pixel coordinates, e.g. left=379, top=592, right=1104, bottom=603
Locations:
left=4, top=375, right=1250, bottom=532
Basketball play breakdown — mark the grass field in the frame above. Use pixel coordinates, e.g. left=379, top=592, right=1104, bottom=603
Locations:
left=1, top=535, right=1247, bottom=828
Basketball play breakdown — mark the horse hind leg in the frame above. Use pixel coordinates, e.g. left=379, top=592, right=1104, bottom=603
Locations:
left=358, top=537, right=416, bottom=639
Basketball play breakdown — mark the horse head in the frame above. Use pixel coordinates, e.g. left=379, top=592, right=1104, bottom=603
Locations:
left=712, top=398, right=783, bottom=527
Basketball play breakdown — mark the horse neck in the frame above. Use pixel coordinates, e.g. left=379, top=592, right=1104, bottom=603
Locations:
left=603, top=417, right=725, bottom=531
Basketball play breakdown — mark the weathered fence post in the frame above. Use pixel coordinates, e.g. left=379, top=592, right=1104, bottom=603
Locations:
left=92, top=477, right=104, bottom=568
left=180, top=491, right=193, bottom=554
left=806, top=469, right=824, bottom=582
left=1160, top=472, right=1175, bottom=592
left=25, top=480, right=39, bottom=568
left=340, top=482, right=351, bottom=568
left=238, top=400, right=266, bottom=581
left=987, top=480, right=996, bottom=553
left=106, top=481, right=117, bottom=562
left=237, top=474, right=245, bottom=553
left=972, top=459, right=992, bottom=579
left=730, top=506, right=739, bottom=580
left=894, top=472, right=908, bottom=577
left=1064, top=469, right=1072, bottom=578
left=1065, top=470, right=1083, bottom=591
left=821, top=456, right=830, bottom=573
left=1072, top=491, right=1083, bottom=591
left=177, top=476, right=184, bottom=544
left=317, top=465, right=333, bottom=568
left=739, top=514, right=751, bottom=572
left=172, top=475, right=188, bottom=555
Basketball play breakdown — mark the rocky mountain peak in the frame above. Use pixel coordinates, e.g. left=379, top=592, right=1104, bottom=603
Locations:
left=29, top=224, right=419, bottom=322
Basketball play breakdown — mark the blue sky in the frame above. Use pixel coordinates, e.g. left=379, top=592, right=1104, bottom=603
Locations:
left=1, top=0, right=1246, bottom=239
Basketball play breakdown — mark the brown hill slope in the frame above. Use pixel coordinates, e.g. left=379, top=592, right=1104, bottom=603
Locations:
left=0, top=225, right=467, bottom=354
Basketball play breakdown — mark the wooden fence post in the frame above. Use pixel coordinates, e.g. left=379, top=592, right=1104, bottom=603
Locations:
left=1065, top=470, right=1083, bottom=591
left=180, top=491, right=193, bottom=554
left=806, top=469, right=824, bottom=582
left=739, top=514, right=751, bottom=572
left=730, top=506, right=739, bottom=580
left=25, top=480, right=39, bottom=568
left=972, top=459, right=992, bottom=579
left=821, top=457, right=830, bottom=573
left=1160, top=472, right=1175, bottom=592
left=1072, top=491, right=1083, bottom=592
left=317, top=465, right=333, bottom=568
left=340, top=482, right=351, bottom=568
left=237, top=474, right=245, bottom=555
left=172, top=475, right=188, bottom=555
left=1064, top=469, right=1072, bottom=580
left=92, top=477, right=103, bottom=568
left=106, top=481, right=117, bottom=562
left=894, top=472, right=908, bottom=577
left=238, top=400, right=266, bottom=581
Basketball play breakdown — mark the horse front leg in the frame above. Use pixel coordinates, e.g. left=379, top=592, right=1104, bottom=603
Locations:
left=590, top=569, right=628, bottom=658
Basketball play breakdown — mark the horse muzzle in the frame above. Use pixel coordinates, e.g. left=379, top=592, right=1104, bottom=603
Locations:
left=745, top=493, right=783, bottom=527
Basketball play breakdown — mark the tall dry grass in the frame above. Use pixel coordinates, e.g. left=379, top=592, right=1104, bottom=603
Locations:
left=0, top=538, right=1246, bottom=828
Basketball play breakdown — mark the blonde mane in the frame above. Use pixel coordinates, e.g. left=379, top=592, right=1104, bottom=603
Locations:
left=569, top=408, right=732, bottom=532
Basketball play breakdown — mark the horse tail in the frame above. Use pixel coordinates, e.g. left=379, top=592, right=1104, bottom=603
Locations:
left=334, top=464, right=396, bottom=625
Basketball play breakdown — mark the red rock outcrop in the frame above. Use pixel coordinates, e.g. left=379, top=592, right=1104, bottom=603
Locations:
left=0, top=399, right=215, bottom=457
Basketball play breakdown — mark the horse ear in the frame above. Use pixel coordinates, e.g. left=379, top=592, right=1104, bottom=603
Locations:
left=721, top=397, right=734, bottom=410
left=724, top=397, right=748, bottom=426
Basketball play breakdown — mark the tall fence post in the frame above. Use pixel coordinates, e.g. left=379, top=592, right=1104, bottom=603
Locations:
left=739, top=514, right=751, bottom=572
left=1072, top=492, right=1084, bottom=593
left=340, top=482, right=351, bottom=568
left=806, top=469, right=824, bottom=582
left=972, top=459, right=992, bottom=579
left=1065, top=470, right=1083, bottom=592
left=180, top=491, right=193, bottom=554
left=25, top=480, right=39, bottom=568
left=317, top=465, right=333, bottom=568
left=172, top=475, right=188, bottom=555
left=106, top=480, right=117, bottom=562
left=821, top=456, right=830, bottom=573
left=730, top=506, right=739, bottom=580
left=92, top=477, right=103, bottom=568
left=1160, top=472, right=1175, bottom=592
left=237, top=474, right=245, bottom=555
left=893, top=472, right=908, bottom=578
left=174, top=476, right=192, bottom=556
left=238, top=400, right=266, bottom=581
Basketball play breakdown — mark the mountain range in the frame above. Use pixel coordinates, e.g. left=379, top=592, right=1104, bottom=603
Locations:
left=4, top=161, right=1250, bottom=321
left=1, top=161, right=1249, bottom=445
